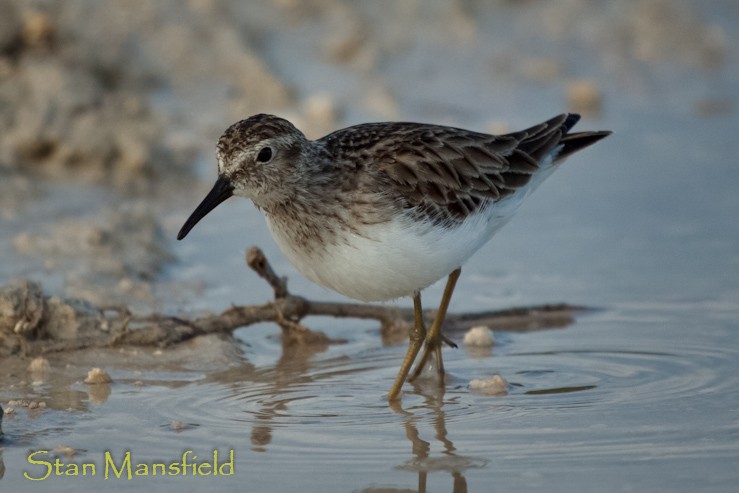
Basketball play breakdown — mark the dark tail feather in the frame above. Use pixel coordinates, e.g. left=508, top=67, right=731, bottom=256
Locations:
left=559, top=113, right=612, bottom=159
left=509, top=113, right=610, bottom=163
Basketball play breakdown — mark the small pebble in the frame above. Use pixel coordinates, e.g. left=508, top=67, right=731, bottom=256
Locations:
left=28, top=356, right=51, bottom=373
left=22, top=10, right=55, bottom=49
left=6, top=399, right=46, bottom=409
left=53, top=446, right=79, bottom=459
left=463, top=326, right=495, bottom=347
left=567, top=79, right=603, bottom=116
left=303, top=93, right=337, bottom=127
left=165, top=420, right=199, bottom=432
left=469, top=374, right=508, bottom=395
left=84, top=367, right=112, bottom=384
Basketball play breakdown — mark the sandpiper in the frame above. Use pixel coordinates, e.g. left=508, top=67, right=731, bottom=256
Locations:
left=178, top=113, right=610, bottom=400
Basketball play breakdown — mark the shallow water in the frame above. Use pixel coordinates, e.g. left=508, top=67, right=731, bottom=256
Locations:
left=2, top=1, right=739, bottom=491
left=3, top=302, right=738, bottom=491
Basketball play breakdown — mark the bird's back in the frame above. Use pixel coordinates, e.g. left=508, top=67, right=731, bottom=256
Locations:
left=321, top=114, right=610, bottom=228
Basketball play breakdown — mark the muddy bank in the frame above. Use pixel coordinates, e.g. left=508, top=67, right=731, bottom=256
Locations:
left=12, top=203, right=173, bottom=308
left=2, top=0, right=724, bottom=187
left=0, top=0, right=295, bottom=189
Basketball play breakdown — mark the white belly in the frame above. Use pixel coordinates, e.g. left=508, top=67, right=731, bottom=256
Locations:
left=265, top=205, right=511, bottom=302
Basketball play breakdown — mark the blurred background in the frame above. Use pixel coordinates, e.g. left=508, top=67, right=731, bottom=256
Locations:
left=1, top=1, right=738, bottom=492
left=0, top=0, right=734, bottom=311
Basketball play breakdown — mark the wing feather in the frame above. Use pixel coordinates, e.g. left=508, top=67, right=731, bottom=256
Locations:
left=320, top=114, right=609, bottom=226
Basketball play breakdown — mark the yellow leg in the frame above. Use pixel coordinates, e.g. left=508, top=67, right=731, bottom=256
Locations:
left=409, top=267, right=461, bottom=383
left=387, top=291, right=425, bottom=401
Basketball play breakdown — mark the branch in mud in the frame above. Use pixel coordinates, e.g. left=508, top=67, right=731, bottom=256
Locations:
left=0, top=247, right=584, bottom=356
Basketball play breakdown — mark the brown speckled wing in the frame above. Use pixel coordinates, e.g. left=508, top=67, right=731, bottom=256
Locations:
left=321, top=114, right=609, bottom=226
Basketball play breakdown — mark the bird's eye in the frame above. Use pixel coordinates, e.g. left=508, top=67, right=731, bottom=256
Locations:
left=256, top=147, right=273, bottom=163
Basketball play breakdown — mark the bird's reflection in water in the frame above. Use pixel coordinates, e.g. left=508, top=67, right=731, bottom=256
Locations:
left=208, top=340, right=488, bottom=492
left=380, top=381, right=487, bottom=493
left=249, top=337, right=332, bottom=451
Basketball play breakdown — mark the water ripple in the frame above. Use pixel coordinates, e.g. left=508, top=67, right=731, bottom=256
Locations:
left=17, top=307, right=734, bottom=478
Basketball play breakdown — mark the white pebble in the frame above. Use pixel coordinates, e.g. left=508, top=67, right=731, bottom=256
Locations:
left=28, top=356, right=51, bottom=373
left=463, top=326, right=495, bottom=347
left=469, top=374, right=508, bottom=395
left=84, top=367, right=112, bottom=384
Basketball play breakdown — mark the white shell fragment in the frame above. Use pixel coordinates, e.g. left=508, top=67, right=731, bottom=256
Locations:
left=84, top=367, right=112, bottom=384
left=463, top=326, right=495, bottom=347
left=469, top=374, right=508, bottom=396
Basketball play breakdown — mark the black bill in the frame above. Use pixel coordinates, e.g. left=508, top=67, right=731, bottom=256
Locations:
left=177, top=175, right=234, bottom=240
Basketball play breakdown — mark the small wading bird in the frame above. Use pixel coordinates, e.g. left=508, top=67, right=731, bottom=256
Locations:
left=178, top=113, right=610, bottom=400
